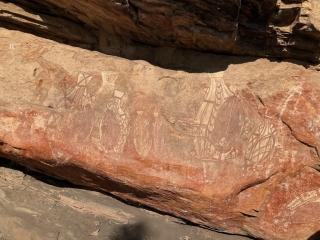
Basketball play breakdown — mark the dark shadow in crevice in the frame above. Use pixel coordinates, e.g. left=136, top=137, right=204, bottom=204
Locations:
left=110, top=222, right=149, bottom=240
left=308, top=230, right=320, bottom=240
left=0, top=157, right=84, bottom=189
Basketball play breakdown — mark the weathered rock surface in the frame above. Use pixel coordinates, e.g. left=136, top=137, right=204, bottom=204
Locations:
left=0, top=159, right=250, bottom=240
left=0, top=28, right=320, bottom=239
left=2, top=0, right=320, bottom=63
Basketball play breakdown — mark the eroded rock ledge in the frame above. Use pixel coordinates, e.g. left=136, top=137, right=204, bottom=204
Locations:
left=1, top=0, right=320, bottom=63
left=1, top=28, right=320, bottom=239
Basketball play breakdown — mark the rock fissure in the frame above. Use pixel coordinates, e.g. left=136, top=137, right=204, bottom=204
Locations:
left=0, top=141, right=25, bottom=152
left=235, top=171, right=279, bottom=197
left=309, top=165, right=320, bottom=174
left=281, top=117, right=320, bottom=159
left=239, top=212, right=257, bottom=218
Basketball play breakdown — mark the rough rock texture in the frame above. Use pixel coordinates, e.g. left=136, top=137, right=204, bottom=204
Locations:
left=0, top=159, right=250, bottom=240
left=1, top=28, right=320, bottom=240
left=2, top=0, right=320, bottom=63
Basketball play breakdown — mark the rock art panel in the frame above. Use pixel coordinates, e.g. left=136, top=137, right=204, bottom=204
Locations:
left=159, top=71, right=277, bottom=182
left=251, top=170, right=320, bottom=240
left=99, top=90, right=129, bottom=155
left=0, top=29, right=320, bottom=240
left=133, top=110, right=152, bottom=159
left=279, top=188, right=320, bottom=225
left=152, top=109, right=167, bottom=159
left=18, top=44, right=108, bottom=163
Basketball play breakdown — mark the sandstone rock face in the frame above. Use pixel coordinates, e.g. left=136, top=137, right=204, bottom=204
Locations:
left=2, top=0, right=320, bottom=62
left=0, top=28, right=320, bottom=239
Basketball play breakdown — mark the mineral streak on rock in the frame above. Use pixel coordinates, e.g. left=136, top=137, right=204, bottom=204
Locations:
left=0, top=29, right=320, bottom=240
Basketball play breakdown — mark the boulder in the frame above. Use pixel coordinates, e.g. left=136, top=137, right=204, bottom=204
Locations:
left=0, top=28, right=320, bottom=239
